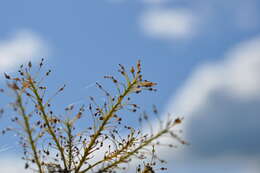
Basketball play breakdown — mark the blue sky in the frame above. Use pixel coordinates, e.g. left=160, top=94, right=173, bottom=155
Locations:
left=0, top=0, right=260, bottom=172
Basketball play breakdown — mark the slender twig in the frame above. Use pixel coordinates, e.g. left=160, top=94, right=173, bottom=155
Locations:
left=97, top=129, right=169, bottom=172
left=28, top=77, right=68, bottom=171
left=75, top=78, right=137, bottom=172
left=79, top=132, right=136, bottom=173
left=16, top=91, right=43, bottom=173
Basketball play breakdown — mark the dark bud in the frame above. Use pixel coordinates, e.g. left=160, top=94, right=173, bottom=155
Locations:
left=4, top=73, right=11, bottom=79
left=28, top=61, right=32, bottom=68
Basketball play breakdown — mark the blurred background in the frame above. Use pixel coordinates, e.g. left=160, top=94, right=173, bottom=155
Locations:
left=0, top=0, right=260, bottom=172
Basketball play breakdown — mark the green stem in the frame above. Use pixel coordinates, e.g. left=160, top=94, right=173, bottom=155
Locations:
left=98, top=129, right=168, bottom=172
left=29, top=79, right=68, bottom=171
left=16, top=92, right=43, bottom=173
left=66, top=122, right=73, bottom=170
left=79, top=134, right=135, bottom=173
left=75, top=79, right=137, bottom=173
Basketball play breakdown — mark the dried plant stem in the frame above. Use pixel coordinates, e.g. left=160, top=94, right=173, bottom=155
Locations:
left=16, top=91, right=43, bottom=173
left=2, top=60, right=182, bottom=173
left=80, top=133, right=135, bottom=173
left=29, top=79, right=68, bottom=171
left=65, top=122, right=74, bottom=170
left=75, top=78, right=137, bottom=172
left=98, top=128, right=169, bottom=172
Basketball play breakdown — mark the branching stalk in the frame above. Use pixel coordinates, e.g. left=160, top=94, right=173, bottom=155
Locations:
left=16, top=91, right=43, bottom=173
left=28, top=78, right=68, bottom=171
left=75, top=78, right=137, bottom=172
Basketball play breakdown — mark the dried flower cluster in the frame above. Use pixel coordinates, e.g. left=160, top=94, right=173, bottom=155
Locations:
left=1, top=59, right=186, bottom=173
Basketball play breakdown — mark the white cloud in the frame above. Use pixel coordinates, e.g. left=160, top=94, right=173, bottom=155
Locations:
left=168, top=36, right=260, bottom=123
left=0, top=157, right=27, bottom=173
left=136, top=36, right=260, bottom=172
left=139, top=8, right=197, bottom=40
left=152, top=36, right=260, bottom=173
left=133, top=37, right=260, bottom=167
left=0, top=30, right=48, bottom=74
left=139, top=0, right=260, bottom=41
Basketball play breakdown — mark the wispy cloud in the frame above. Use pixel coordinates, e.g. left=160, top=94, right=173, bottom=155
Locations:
left=139, top=8, right=198, bottom=40
left=139, top=0, right=260, bottom=41
left=0, top=157, right=27, bottom=173
left=0, top=30, right=48, bottom=75
left=168, top=36, right=260, bottom=119
left=158, top=36, right=260, bottom=171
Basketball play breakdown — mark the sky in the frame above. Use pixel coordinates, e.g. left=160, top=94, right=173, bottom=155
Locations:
left=0, top=0, right=260, bottom=172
